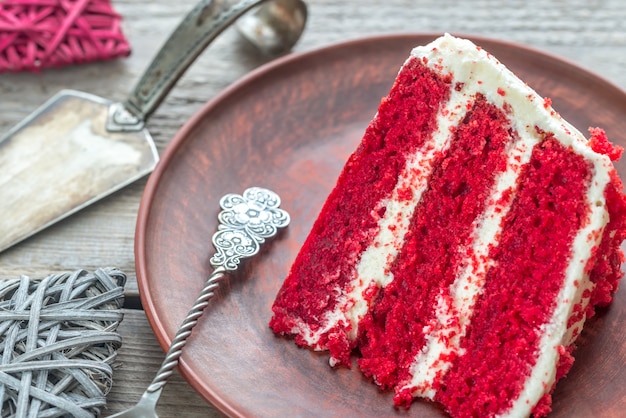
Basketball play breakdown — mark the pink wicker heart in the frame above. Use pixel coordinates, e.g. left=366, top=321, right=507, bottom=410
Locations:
left=0, top=0, right=131, bottom=72
left=0, top=268, right=126, bottom=418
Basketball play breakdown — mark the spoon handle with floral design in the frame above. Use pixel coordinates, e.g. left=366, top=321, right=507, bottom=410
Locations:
left=145, top=187, right=290, bottom=396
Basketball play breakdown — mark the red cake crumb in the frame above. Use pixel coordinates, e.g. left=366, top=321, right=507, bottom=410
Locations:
left=589, top=127, right=623, bottom=161
left=582, top=129, right=626, bottom=321
left=532, top=394, right=553, bottom=418
left=543, top=97, right=552, bottom=109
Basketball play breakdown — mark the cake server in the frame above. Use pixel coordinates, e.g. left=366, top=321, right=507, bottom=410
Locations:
left=0, top=0, right=306, bottom=254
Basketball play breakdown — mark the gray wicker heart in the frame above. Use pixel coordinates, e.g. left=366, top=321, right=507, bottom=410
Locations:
left=0, top=268, right=126, bottom=418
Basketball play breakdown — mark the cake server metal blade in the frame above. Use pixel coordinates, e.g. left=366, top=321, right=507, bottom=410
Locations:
left=0, top=90, right=158, bottom=254
left=0, top=0, right=307, bottom=254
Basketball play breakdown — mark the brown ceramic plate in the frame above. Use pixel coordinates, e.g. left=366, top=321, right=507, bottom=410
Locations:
left=136, top=34, right=626, bottom=417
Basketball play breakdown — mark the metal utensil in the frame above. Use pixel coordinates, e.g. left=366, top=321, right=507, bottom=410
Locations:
left=0, top=0, right=306, bottom=254
left=108, top=187, right=290, bottom=418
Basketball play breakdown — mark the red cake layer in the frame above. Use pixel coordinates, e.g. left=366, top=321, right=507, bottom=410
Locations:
left=270, top=57, right=453, bottom=365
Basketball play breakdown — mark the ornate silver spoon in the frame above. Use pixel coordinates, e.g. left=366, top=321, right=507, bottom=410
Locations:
left=108, top=187, right=289, bottom=418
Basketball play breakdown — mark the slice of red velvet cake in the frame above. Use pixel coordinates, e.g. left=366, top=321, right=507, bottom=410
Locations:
left=270, top=34, right=626, bottom=417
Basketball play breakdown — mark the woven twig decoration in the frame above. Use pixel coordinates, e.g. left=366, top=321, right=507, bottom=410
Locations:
left=0, top=0, right=131, bottom=73
left=0, top=268, right=126, bottom=418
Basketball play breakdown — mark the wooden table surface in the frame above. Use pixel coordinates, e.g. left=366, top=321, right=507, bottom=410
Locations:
left=1, top=0, right=625, bottom=416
